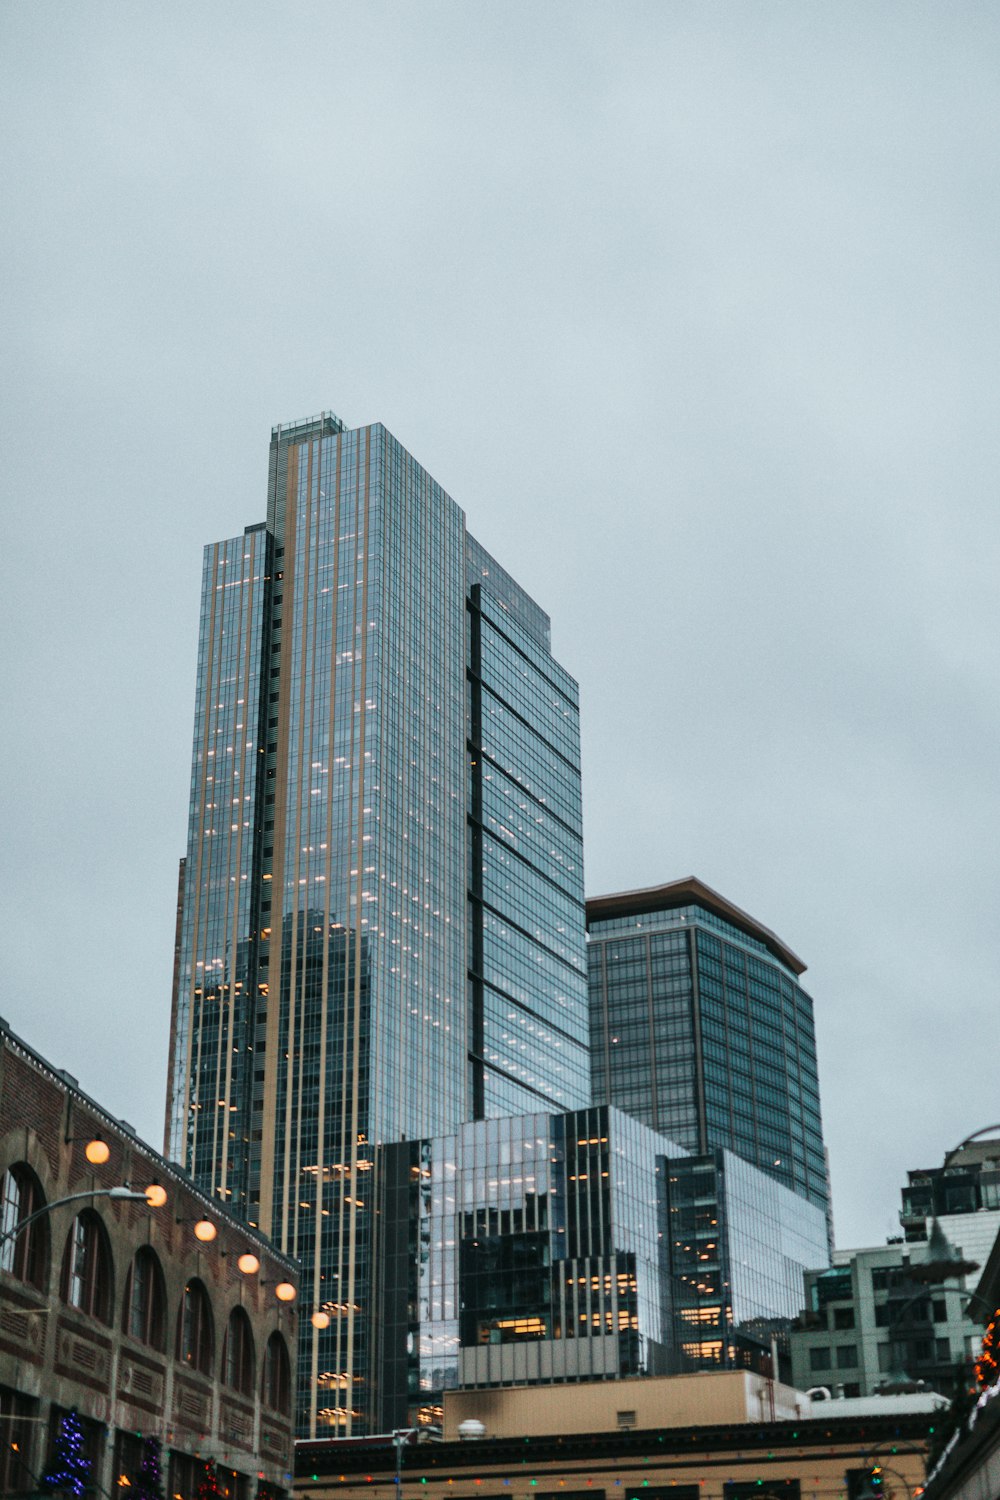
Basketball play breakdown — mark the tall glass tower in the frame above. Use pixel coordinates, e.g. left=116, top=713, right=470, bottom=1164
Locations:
left=165, top=413, right=589, bottom=1434
left=586, top=877, right=828, bottom=1223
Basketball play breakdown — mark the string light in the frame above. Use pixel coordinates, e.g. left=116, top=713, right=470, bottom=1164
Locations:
left=975, top=1310, right=1000, bottom=1389
left=41, top=1409, right=90, bottom=1497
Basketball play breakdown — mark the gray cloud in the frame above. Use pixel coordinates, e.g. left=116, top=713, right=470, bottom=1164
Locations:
left=2, top=1, right=997, bottom=1247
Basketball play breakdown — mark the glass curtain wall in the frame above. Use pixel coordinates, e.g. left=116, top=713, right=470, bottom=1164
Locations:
left=666, top=1149, right=828, bottom=1373
left=374, top=1106, right=686, bottom=1428
left=168, top=414, right=590, bottom=1437
left=466, top=539, right=589, bottom=1120
left=263, top=423, right=468, bottom=1434
left=167, top=525, right=271, bottom=1212
left=588, top=898, right=827, bottom=1216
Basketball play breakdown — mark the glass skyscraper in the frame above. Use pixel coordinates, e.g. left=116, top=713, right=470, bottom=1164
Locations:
left=165, top=413, right=589, bottom=1434
left=587, top=878, right=828, bottom=1221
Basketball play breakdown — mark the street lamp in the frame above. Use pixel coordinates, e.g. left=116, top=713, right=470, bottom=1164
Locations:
left=880, top=1127, right=1000, bottom=1397
left=0, top=1185, right=154, bottom=1252
left=176, top=1215, right=218, bottom=1242
left=392, top=1427, right=418, bottom=1490
left=908, top=1216, right=979, bottom=1286
left=62, top=1133, right=112, bottom=1166
left=260, top=1278, right=297, bottom=1302
left=876, top=1274, right=974, bottom=1392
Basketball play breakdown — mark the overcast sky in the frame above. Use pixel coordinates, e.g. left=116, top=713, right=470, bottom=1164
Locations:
left=2, top=2, right=997, bottom=1250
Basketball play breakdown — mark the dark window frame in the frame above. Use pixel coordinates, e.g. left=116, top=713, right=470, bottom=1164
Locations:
left=61, top=1210, right=113, bottom=1322
left=223, top=1307, right=256, bottom=1395
left=262, top=1330, right=291, bottom=1414
left=0, top=1164, right=48, bottom=1290
left=176, top=1279, right=214, bottom=1375
left=123, top=1246, right=167, bottom=1350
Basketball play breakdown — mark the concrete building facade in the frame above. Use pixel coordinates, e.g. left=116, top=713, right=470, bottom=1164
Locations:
left=789, top=1244, right=981, bottom=1398
left=790, top=1147, right=1000, bottom=1400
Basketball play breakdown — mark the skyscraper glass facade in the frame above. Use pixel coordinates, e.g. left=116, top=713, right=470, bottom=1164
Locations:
left=374, top=1106, right=677, bottom=1430
left=167, top=414, right=589, bottom=1435
left=467, top=537, right=589, bottom=1120
left=587, top=881, right=828, bottom=1219
left=373, top=1104, right=828, bottom=1430
left=668, top=1149, right=831, bottom=1370
left=165, top=524, right=271, bottom=1209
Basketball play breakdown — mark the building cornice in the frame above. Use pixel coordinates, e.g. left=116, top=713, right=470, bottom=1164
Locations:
left=585, top=875, right=806, bottom=976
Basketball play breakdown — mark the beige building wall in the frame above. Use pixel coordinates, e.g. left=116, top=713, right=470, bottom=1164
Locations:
left=443, top=1370, right=810, bottom=1439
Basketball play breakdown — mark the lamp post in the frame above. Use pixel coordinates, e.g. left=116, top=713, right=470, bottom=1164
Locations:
left=941, top=1125, right=1000, bottom=1174
left=392, top=1427, right=418, bottom=1490
left=907, top=1217, right=979, bottom=1287
left=0, top=1184, right=153, bottom=1252
left=876, top=1267, right=993, bottom=1393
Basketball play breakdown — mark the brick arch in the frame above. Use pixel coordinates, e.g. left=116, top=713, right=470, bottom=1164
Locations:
left=60, top=1206, right=115, bottom=1323
left=262, top=1328, right=292, bottom=1414
left=0, top=1158, right=50, bottom=1291
left=122, top=1243, right=168, bottom=1351
left=223, top=1304, right=256, bottom=1395
left=176, top=1275, right=215, bottom=1375
left=0, top=1126, right=60, bottom=1203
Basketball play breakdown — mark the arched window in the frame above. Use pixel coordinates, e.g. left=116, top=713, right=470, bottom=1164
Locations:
left=262, top=1330, right=291, bottom=1414
left=60, top=1210, right=113, bottom=1321
left=123, top=1247, right=166, bottom=1350
left=0, top=1163, right=48, bottom=1289
left=223, top=1307, right=256, bottom=1395
left=176, top=1279, right=214, bottom=1374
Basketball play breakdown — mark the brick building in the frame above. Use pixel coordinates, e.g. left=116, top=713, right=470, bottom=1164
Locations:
left=0, top=1018, right=299, bottom=1499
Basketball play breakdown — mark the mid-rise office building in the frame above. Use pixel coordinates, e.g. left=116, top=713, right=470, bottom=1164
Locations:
left=587, top=878, right=828, bottom=1222
left=373, top=1103, right=829, bottom=1430
left=165, top=413, right=589, bottom=1434
left=790, top=1147, right=1000, bottom=1400
left=789, top=1244, right=982, bottom=1398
